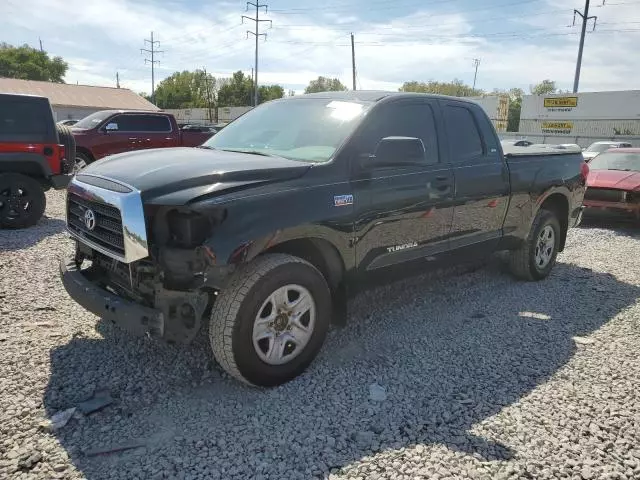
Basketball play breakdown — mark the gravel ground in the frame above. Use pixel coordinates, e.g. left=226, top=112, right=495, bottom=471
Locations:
left=1, top=191, right=639, bottom=480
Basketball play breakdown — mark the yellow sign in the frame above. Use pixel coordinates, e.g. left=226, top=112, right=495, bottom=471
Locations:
left=542, top=122, right=573, bottom=129
left=541, top=121, right=573, bottom=134
left=544, top=97, right=578, bottom=108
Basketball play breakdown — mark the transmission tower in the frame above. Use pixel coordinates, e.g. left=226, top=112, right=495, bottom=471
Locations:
left=141, top=31, right=164, bottom=105
left=242, top=2, right=272, bottom=107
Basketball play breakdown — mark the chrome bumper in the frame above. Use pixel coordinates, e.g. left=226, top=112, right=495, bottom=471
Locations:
left=66, top=174, right=149, bottom=263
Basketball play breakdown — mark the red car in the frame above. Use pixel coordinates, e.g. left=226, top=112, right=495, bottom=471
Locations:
left=583, top=148, right=640, bottom=221
left=71, top=110, right=216, bottom=170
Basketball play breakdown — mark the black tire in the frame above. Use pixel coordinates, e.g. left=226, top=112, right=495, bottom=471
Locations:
left=0, top=173, right=47, bottom=229
left=75, top=152, right=91, bottom=173
left=56, top=124, right=76, bottom=174
left=509, top=208, right=561, bottom=281
left=209, top=253, right=332, bottom=387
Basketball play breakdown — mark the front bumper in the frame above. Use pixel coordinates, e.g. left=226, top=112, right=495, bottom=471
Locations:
left=50, top=174, right=73, bottom=190
left=60, top=256, right=165, bottom=338
left=583, top=200, right=640, bottom=220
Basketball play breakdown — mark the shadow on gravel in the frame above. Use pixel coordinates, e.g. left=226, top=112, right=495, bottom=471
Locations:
left=579, top=216, right=639, bottom=237
left=43, top=260, right=640, bottom=479
left=0, top=217, right=66, bottom=251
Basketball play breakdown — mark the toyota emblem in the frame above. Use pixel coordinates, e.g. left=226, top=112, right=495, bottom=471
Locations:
left=83, top=209, right=96, bottom=231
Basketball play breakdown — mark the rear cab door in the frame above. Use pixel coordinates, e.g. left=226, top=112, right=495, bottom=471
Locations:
left=351, top=97, right=455, bottom=279
left=124, top=114, right=179, bottom=150
left=441, top=99, right=510, bottom=256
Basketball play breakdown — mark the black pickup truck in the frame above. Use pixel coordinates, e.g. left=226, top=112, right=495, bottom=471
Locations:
left=60, top=91, right=588, bottom=387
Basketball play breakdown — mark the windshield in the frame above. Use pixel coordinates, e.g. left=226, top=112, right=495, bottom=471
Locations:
left=73, top=111, right=114, bottom=129
left=589, top=152, right=640, bottom=172
left=202, top=98, right=370, bottom=163
left=585, top=143, right=617, bottom=153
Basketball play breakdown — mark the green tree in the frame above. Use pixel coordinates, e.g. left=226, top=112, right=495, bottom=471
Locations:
left=153, top=69, right=217, bottom=109
left=399, top=79, right=483, bottom=97
left=0, top=43, right=68, bottom=83
left=218, top=71, right=254, bottom=107
left=530, top=79, right=557, bottom=95
left=304, top=76, right=347, bottom=94
left=258, top=84, right=285, bottom=103
left=506, top=88, right=524, bottom=132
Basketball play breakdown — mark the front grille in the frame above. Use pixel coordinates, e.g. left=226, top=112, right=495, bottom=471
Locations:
left=67, top=192, right=125, bottom=257
left=584, top=188, right=625, bottom=203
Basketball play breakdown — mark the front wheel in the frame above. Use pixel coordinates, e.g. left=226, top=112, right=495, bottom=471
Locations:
left=509, top=208, right=561, bottom=281
left=74, top=153, right=91, bottom=173
left=209, top=254, right=332, bottom=387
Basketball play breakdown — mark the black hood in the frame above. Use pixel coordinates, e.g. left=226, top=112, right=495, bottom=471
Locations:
left=79, top=147, right=312, bottom=204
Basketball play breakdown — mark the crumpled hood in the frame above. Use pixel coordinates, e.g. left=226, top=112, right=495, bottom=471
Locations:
left=79, top=147, right=312, bottom=204
left=587, top=169, right=640, bottom=190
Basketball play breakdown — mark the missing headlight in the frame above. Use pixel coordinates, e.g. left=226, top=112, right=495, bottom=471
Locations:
left=166, top=209, right=212, bottom=248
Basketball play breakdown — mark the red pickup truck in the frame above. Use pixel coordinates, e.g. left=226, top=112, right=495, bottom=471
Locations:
left=71, top=110, right=215, bottom=169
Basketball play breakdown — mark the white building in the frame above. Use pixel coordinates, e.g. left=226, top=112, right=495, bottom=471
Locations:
left=0, top=78, right=159, bottom=121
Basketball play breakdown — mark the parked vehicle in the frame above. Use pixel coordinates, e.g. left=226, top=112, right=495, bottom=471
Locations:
left=583, top=148, right=640, bottom=221
left=71, top=110, right=216, bottom=170
left=60, top=92, right=587, bottom=387
left=57, top=119, right=78, bottom=126
left=501, top=139, right=534, bottom=147
left=582, top=141, right=633, bottom=162
left=0, top=93, right=76, bottom=228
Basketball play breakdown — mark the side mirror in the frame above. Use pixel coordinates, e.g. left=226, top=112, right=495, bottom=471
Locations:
left=369, top=136, right=426, bottom=168
left=104, top=122, right=118, bottom=132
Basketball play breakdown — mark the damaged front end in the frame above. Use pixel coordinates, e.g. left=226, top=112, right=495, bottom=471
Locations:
left=60, top=175, right=232, bottom=344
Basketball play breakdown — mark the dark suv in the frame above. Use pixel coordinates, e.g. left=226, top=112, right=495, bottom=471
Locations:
left=0, top=93, right=76, bottom=228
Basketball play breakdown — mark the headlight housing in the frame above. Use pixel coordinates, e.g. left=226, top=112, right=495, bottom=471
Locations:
left=166, top=209, right=212, bottom=248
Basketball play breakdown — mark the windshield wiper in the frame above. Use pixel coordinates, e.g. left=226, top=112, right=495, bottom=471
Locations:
left=197, top=145, right=216, bottom=150
left=220, top=148, right=276, bottom=157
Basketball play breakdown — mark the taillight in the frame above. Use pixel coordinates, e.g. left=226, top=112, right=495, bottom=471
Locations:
left=580, top=161, right=589, bottom=180
left=58, top=144, right=66, bottom=163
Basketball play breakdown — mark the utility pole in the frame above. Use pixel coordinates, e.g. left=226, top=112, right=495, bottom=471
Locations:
left=472, top=58, right=481, bottom=90
left=572, top=0, right=598, bottom=93
left=351, top=33, right=356, bottom=91
left=203, top=67, right=213, bottom=123
left=116, top=72, right=120, bottom=88
left=141, top=31, right=164, bottom=105
left=242, top=2, right=272, bottom=107
left=39, top=38, right=43, bottom=52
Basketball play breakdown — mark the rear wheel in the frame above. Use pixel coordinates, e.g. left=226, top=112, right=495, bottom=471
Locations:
left=209, top=254, right=332, bottom=387
left=509, top=208, right=561, bottom=281
left=0, top=173, right=46, bottom=229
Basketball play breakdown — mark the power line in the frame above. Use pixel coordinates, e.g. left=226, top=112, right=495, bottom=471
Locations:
left=141, top=31, right=164, bottom=104
left=242, top=1, right=272, bottom=107
left=572, top=0, right=599, bottom=93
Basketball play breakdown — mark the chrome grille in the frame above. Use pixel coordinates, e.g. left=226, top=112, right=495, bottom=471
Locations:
left=67, top=192, right=125, bottom=257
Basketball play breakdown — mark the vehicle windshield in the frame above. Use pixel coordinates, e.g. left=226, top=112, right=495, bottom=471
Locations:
left=589, top=152, right=640, bottom=172
left=585, top=143, right=617, bottom=153
left=202, top=98, right=371, bottom=163
left=73, top=111, right=114, bottom=129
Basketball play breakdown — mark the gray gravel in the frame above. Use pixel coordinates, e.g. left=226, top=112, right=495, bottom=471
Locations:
left=1, top=190, right=639, bottom=480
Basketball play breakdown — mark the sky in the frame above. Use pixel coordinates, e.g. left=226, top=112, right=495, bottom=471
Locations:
left=2, top=0, right=640, bottom=96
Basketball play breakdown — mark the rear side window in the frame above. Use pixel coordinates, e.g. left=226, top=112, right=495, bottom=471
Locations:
left=0, top=99, right=48, bottom=135
left=444, top=105, right=484, bottom=161
left=358, top=102, right=439, bottom=164
left=109, top=115, right=171, bottom=132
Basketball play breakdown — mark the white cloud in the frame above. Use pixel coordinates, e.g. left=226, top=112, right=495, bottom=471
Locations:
left=2, top=0, right=639, bottom=95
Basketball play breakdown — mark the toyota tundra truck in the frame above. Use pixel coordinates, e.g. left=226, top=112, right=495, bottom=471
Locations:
left=60, top=92, right=588, bottom=387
